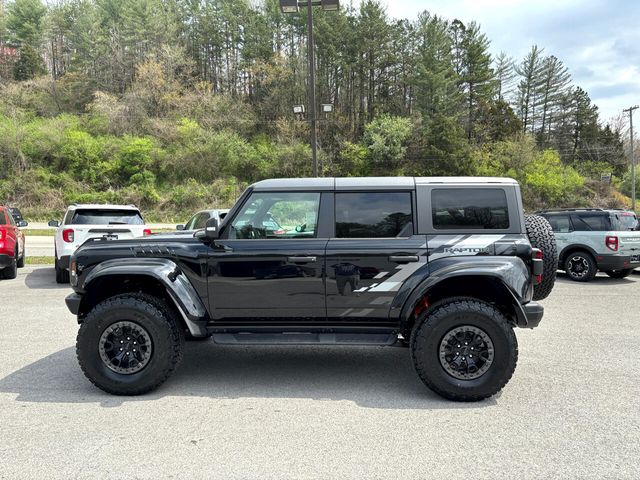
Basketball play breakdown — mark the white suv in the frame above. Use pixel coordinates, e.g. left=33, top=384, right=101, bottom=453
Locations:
left=49, top=204, right=150, bottom=283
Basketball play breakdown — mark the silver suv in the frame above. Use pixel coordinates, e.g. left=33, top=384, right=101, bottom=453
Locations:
left=538, top=208, right=640, bottom=281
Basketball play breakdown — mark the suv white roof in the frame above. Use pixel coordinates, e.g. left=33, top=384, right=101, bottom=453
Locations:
left=66, top=204, right=140, bottom=211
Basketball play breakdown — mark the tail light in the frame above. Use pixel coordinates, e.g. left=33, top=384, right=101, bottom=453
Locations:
left=531, top=248, right=543, bottom=285
left=605, top=236, right=618, bottom=251
left=0, top=229, right=4, bottom=241
left=143, top=228, right=152, bottom=236
left=62, top=229, right=74, bottom=243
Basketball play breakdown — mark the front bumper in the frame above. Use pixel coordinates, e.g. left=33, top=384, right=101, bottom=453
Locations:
left=0, top=253, right=12, bottom=268
left=596, top=254, right=640, bottom=271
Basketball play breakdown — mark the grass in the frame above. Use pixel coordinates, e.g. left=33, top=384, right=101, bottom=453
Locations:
left=26, top=256, right=55, bottom=265
left=23, top=229, right=56, bottom=236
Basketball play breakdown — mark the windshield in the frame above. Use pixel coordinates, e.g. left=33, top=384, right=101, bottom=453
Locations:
left=69, top=209, right=144, bottom=225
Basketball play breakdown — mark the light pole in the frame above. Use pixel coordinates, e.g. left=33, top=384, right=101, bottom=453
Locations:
left=624, top=105, right=638, bottom=211
left=280, top=0, right=339, bottom=177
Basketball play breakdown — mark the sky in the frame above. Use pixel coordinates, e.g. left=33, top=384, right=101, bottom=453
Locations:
left=351, top=0, right=639, bottom=125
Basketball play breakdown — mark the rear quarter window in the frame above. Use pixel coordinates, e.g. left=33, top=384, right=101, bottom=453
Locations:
left=570, top=214, right=609, bottom=231
left=432, top=188, right=509, bottom=230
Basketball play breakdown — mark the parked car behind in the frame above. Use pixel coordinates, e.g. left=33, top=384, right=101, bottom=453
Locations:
left=537, top=208, right=640, bottom=280
left=8, top=207, right=25, bottom=224
left=49, top=204, right=151, bottom=283
left=176, top=209, right=230, bottom=232
left=0, top=205, right=27, bottom=279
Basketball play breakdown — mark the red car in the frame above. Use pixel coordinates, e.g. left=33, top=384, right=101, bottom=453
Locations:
left=0, top=206, right=27, bottom=279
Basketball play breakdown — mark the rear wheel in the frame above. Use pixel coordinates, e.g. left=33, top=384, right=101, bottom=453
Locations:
left=524, top=215, right=557, bottom=300
left=564, top=251, right=597, bottom=282
left=605, top=269, right=633, bottom=279
left=55, top=256, right=69, bottom=284
left=1, top=248, right=18, bottom=279
left=76, top=293, right=184, bottom=395
left=410, top=298, right=518, bottom=402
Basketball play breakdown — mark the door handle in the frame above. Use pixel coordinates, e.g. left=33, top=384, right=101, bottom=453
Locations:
left=389, top=255, right=419, bottom=263
left=287, top=256, right=317, bottom=263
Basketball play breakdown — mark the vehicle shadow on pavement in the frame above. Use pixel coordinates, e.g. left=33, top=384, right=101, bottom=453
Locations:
left=24, top=267, right=70, bottom=290
left=555, top=272, right=636, bottom=285
left=0, top=344, right=498, bottom=410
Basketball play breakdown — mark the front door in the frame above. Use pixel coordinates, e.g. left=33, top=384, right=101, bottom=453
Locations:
left=325, top=191, right=426, bottom=321
left=207, top=191, right=328, bottom=321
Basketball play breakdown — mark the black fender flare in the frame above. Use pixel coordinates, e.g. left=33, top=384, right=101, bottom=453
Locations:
left=393, top=256, right=534, bottom=329
left=81, top=258, right=208, bottom=337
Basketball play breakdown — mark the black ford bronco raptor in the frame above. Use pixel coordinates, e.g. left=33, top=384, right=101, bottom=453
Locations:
left=66, top=177, right=557, bottom=401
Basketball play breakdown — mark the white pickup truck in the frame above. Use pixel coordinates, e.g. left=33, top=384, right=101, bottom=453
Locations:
left=49, top=204, right=150, bottom=283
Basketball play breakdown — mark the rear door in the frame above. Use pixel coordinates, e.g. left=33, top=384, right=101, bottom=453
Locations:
left=325, top=187, right=426, bottom=322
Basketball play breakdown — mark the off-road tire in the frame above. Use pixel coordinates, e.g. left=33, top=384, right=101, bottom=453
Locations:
left=410, top=298, right=518, bottom=402
left=1, top=248, right=18, bottom=279
left=55, top=256, right=69, bottom=284
left=605, top=269, right=634, bottom=279
left=525, top=215, right=557, bottom=300
left=564, top=251, right=597, bottom=282
left=77, top=293, right=184, bottom=395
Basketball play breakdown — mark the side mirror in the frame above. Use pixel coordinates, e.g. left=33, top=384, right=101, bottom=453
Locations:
left=18, top=220, right=28, bottom=228
left=205, top=217, right=220, bottom=240
left=176, top=224, right=185, bottom=231
left=48, top=220, right=59, bottom=228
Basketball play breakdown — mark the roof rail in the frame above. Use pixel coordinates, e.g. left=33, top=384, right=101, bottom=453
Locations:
left=536, top=208, right=605, bottom=213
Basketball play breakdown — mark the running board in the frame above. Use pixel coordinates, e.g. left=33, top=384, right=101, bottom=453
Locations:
left=211, top=332, right=398, bottom=346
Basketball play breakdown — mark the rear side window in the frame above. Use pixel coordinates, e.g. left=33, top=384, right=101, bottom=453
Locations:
left=0, top=210, right=6, bottom=225
left=432, top=189, right=509, bottom=230
left=570, top=214, right=609, bottom=231
left=69, top=209, right=144, bottom=225
left=546, top=215, right=572, bottom=233
left=335, top=192, right=413, bottom=238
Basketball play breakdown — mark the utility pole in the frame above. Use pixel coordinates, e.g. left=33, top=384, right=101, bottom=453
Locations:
left=624, top=105, right=638, bottom=211
left=306, top=0, right=319, bottom=177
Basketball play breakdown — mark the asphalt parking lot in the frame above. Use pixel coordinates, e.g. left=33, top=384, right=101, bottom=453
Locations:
left=0, top=266, right=639, bottom=479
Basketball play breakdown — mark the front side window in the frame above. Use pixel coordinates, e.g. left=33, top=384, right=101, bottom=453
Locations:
left=432, top=188, right=509, bottom=230
left=335, top=192, right=413, bottom=238
left=193, top=212, right=211, bottom=230
left=229, top=192, right=320, bottom=239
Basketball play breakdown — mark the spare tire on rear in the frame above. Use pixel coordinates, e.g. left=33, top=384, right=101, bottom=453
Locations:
left=525, top=214, right=557, bottom=300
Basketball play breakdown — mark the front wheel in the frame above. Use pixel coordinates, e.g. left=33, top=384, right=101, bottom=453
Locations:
left=564, top=251, right=597, bottom=282
left=410, top=298, right=518, bottom=402
left=605, top=269, right=634, bottom=279
left=76, top=293, right=184, bottom=395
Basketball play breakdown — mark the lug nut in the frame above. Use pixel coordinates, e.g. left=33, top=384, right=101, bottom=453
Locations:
left=119, top=348, right=123, bottom=351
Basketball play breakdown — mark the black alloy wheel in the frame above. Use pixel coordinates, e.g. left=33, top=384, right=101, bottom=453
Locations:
left=98, top=321, right=153, bottom=374
left=438, top=325, right=494, bottom=380
left=565, top=252, right=596, bottom=282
